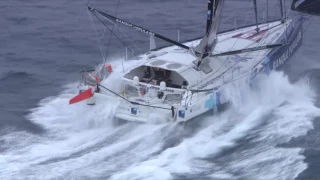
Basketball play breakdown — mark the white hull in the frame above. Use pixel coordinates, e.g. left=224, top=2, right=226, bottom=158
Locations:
left=74, top=17, right=303, bottom=123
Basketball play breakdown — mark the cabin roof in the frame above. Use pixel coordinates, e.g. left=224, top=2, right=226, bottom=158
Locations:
left=143, top=50, right=196, bottom=72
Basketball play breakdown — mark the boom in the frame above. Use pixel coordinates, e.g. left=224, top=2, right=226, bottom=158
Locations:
left=88, top=6, right=190, bottom=50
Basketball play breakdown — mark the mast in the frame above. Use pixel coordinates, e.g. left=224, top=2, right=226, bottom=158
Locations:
left=206, top=0, right=214, bottom=36
left=253, top=0, right=259, bottom=32
left=195, top=0, right=224, bottom=57
left=87, top=6, right=190, bottom=51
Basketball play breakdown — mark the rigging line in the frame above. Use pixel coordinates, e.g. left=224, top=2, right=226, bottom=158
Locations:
left=249, top=22, right=271, bottom=66
left=190, top=54, right=271, bottom=93
left=279, top=0, right=284, bottom=22
left=104, top=0, right=121, bottom=64
left=223, top=43, right=286, bottom=87
left=91, top=11, right=137, bottom=57
left=191, top=52, right=253, bottom=93
left=87, top=9, right=106, bottom=61
left=100, top=26, right=107, bottom=40
left=131, top=102, right=172, bottom=110
left=303, top=16, right=314, bottom=33
left=210, top=22, right=286, bottom=57
left=283, top=0, right=287, bottom=20
left=253, top=0, right=259, bottom=31
left=251, top=35, right=282, bottom=69
left=207, top=35, right=270, bottom=88
left=89, top=6, right=190, bottom=50
left=200, top=22, right=285, bottom=89
left=192, top=29, right=268, bottom=91
left=203, top=18, right=245, bottom=78
left=206, top=19, right=247, bottom=76
left=99, top=84, right=131, bottom=103
left=99, top=84, right=171, bottom=110
left=190, top=11, right=293, bottom=93
left=116, top=26, right=141, bottom=52
left=197, top=31, right=268, bottom=90
left=216, top=51, right=250, bottom=78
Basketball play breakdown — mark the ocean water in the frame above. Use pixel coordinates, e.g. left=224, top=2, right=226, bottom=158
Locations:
left=1, top=0, right=320, bottom=179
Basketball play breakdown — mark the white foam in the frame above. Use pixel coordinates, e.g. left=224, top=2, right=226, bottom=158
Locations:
left=229, top=147, right=307, bottom=180
left=110, top=165, right=172, bottom=180
left=109, top=71, right=320, bottom=179
left=1, top=59, right=319, bottom=180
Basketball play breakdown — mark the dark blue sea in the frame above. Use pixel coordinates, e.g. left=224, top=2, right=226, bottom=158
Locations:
left=1, top=0, right=320, bottom=179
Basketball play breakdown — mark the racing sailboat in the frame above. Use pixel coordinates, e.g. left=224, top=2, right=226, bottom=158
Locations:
left=69, top=0, right=303, bottom=123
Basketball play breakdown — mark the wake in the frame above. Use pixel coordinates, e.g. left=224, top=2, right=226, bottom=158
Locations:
left=0, top=60, right=319, bottom=180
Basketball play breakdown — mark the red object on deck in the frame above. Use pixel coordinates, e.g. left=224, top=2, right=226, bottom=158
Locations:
left=104, top=64, right=113, bottom=72
left=69, top=88, right=93, bottom=104
left=95, top=76, right=100, bottom=84
left=232, top=27, right=269, bottom=42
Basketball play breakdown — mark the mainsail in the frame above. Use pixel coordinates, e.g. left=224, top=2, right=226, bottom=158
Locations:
left=291, top=0, right=320, bottom=16
left=195, top=0, right=225, bottom=56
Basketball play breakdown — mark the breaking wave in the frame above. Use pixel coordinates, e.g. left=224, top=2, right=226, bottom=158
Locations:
left=0, top=60, right=319, bottom=180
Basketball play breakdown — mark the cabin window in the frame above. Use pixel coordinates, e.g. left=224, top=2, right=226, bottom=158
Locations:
left=164, top=94, right=182, bottom=104
left=192, top=59, right=213, bottom=74
left=125, top=65, right=188, bottom=89
left=124, top=84, right=139, bottom=98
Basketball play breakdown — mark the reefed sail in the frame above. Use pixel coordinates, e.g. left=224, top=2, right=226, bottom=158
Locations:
left=291, top=0, right=320, bottom=16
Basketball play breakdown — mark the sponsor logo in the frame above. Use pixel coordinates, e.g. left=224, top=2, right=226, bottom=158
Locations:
left=273, top=30, right=302, bottom=70
left=116, top=19, right=155, bottom=36
left=131, top=107, right=138, bottom=115
left=178, top=110, right=185, bottom=118
left=205, top=94, right=215, bottom=109
left=207, top=10, right=212, bottom=20
left=138, top=84, right=175, bottom=93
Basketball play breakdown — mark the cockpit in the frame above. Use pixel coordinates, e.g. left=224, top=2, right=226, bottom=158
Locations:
left=124, top=65, right=188, bottom=89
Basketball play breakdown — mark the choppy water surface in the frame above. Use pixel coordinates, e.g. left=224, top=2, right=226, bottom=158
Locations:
left=1, top=0, right=320, bottom=179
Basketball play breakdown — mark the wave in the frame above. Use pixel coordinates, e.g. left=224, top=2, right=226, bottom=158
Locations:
left=0, top=71, right=34, bottom=81
left=6, top=17, right=29, bottom=25
left=0, top=59, right=319, bottom=180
